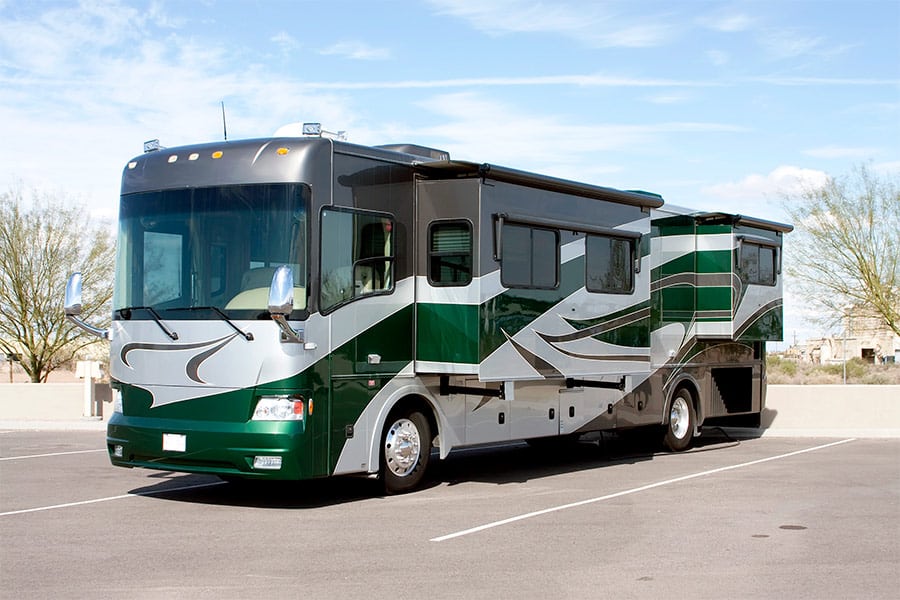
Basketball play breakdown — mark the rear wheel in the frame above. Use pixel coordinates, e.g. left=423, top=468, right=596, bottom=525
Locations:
left=381, top=410, right=431, bottom=494
left=663, top=388, right=695, bottom=452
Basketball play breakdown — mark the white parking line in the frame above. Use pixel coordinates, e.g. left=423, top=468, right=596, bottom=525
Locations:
left=430, top=438, right=857, bottom=542
left=0, top=449, right=106, bottom=461
left=0, top=481, right=227, bottom=517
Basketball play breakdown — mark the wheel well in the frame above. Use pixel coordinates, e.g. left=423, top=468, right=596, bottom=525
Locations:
left=386, top=394, right=438, bottom=443
left=670, top=380, right=701, bottom=424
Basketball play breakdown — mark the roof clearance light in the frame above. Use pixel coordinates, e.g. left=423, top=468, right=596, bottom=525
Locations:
left=212, top=150, right=223, bottom=159
left=127, top=161, right=138, bottom=170
left=276, top=147, right=290, bottom=155
left=188, top=153, right=199, bottom=161
left=167, top=155, right=178, bottom=163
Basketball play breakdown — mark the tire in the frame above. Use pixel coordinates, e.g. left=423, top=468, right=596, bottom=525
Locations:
left=381, top=410, right=431, bottom=494
left=663, top=388, right=695, bottom=452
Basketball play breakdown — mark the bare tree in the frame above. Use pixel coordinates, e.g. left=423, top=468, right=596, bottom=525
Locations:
left=784, top=164, right=900, bottom=336
left=0, top=185, right=115, bottom=382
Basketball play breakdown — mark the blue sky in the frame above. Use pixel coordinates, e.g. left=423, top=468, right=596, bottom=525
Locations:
left=1, top=0, right=899, bottom=342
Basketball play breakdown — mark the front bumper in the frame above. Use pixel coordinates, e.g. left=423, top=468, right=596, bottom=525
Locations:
left=106, top=414, right=311, bottom=480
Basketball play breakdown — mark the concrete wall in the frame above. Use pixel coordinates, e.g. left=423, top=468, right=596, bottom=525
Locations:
left=761, top=385, right=899, bottom=437
left=0, top=383, right=112, bottom=421
left=0, top=384, right=898, bottom=436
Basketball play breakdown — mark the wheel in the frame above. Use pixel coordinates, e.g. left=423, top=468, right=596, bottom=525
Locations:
left=381, top=410, right=431, bottom=494
left=663, top=388, right=695, bottom=452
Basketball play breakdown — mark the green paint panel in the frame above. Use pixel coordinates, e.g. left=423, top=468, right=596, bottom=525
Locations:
left=696, top=250, right=732, bottom=273
left=328, top=377, right=382, bottom=472
left=657, top=253, right=695, bottom=276
left=696, top=287, right=732, bottom=311
left=738, top=308, right=785, bottom=341
left=661, top=286, right=695, bottom=321
left=328, top=305, right=414, bottom=376
left=591, top=320, right=651, bottom=347
left=696, top=224, right=733, bottom=235
left=652, top=216, right=695, bottom=236
left=417, top=303, right=479, bottom=364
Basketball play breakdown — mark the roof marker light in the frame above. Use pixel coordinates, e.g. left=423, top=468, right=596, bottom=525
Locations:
left=167, top=155, right=178, bottom=163
left=276, top=147, right=290, bottom=155
left=127, top=161, right=137, bottom=169
left=212, top=150, right=223, bottom=159
left=188, top=153, right=199, bottom=161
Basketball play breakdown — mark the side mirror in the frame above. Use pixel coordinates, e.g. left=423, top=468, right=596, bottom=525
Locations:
left=267, top=265, right=303, bottom=343
left=65, top=272, right=84, bottom=316
left=64, top=272, right=108, bottom=339
left=267, top=265, right=295, bottom=316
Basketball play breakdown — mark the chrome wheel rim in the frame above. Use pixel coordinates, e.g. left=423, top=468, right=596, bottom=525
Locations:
left=670, top=396, right=690, bottom=439
left=384, top=418, right=421, bottom=477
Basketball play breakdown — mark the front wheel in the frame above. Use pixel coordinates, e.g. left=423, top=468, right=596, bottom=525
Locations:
left=381, top=410, right=431, bottom=494
left=663, top=389, right=695, bottom=452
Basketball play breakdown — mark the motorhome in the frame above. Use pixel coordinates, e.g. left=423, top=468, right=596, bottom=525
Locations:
left=65, top=132, right=791, bottom=493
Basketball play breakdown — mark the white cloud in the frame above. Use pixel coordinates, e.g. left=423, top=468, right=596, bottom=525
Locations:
left=355, top=92, right=746, bottom=187
left=427, top=0, right=675, bottom=48
left=644, top=92, right=691, bottom=105
left=271, top=31, right=300, bottom=55
left=0, top=1, right=361, bottom=216
left=318, top=41, right=391, bottom=61
left=697, top=13, right=754, bottom=33
left=297, top=73, right=721, bottom=90
left=803, top=145, right=878, bottom=159
left=702, top=166, right=830, bottom=202
left=758, top=29, right=825, bottom=60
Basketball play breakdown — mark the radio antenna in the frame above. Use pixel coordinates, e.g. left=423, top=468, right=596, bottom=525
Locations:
left=221, top=101, right=228, bottom=141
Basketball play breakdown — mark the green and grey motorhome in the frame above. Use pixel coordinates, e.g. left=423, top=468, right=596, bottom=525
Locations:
left=65, top=134, right=792, bottom=493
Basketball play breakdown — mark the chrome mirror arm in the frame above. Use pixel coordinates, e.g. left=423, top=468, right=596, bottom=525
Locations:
left=64, top=273, right=108, bottom=339
left=267, top=265, right=304, bottom=344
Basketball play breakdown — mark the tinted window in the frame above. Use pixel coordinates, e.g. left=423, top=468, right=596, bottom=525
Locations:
left=586, top=235, right=634, bottom=294
left=500, top=223, right=558, bottom=289
left=739, top=242, right=777, bottom=286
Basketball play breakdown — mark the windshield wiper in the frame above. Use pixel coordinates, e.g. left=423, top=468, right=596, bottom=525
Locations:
left=166, top=307, right=254, bottom=341
left=114, top=307, right=179, bottom=340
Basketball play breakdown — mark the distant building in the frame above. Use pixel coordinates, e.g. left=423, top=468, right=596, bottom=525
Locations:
left=799, top=304, right=899, bottom=364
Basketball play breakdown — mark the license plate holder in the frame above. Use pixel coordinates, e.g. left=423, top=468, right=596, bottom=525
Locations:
left=162, top=433, right=186, bottom=452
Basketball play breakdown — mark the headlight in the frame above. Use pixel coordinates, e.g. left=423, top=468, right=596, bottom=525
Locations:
left=252, top=395, right=304, bottom=421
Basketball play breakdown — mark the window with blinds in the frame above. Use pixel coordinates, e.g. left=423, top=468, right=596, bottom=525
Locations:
left=428, top=221, right=473, bottom=286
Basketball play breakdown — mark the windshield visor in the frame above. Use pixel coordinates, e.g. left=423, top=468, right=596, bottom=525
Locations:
left=114, top=183, right=308, bottom=319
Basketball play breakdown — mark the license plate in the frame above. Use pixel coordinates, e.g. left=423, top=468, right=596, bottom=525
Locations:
left=162, top=433, right=186, bottom=452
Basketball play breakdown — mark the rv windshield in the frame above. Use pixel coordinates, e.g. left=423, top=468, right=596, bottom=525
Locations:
left=113, top=183, right=309, bottom=320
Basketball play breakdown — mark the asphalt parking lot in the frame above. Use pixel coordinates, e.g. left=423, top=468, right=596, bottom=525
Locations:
left=1, top=428, right=898, bottom=599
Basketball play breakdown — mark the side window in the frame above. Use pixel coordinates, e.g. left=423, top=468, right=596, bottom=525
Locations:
left=586, top=234, right=635, bottom=294
left=320, top=207, right=394, bottom=311
left=143, top=231, right=183, bottom=305
left=428, top=221, right=473, bottom=286
left=739, top=242, right=777, bottom=286
left=500, top=222, right=558, bottom=289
